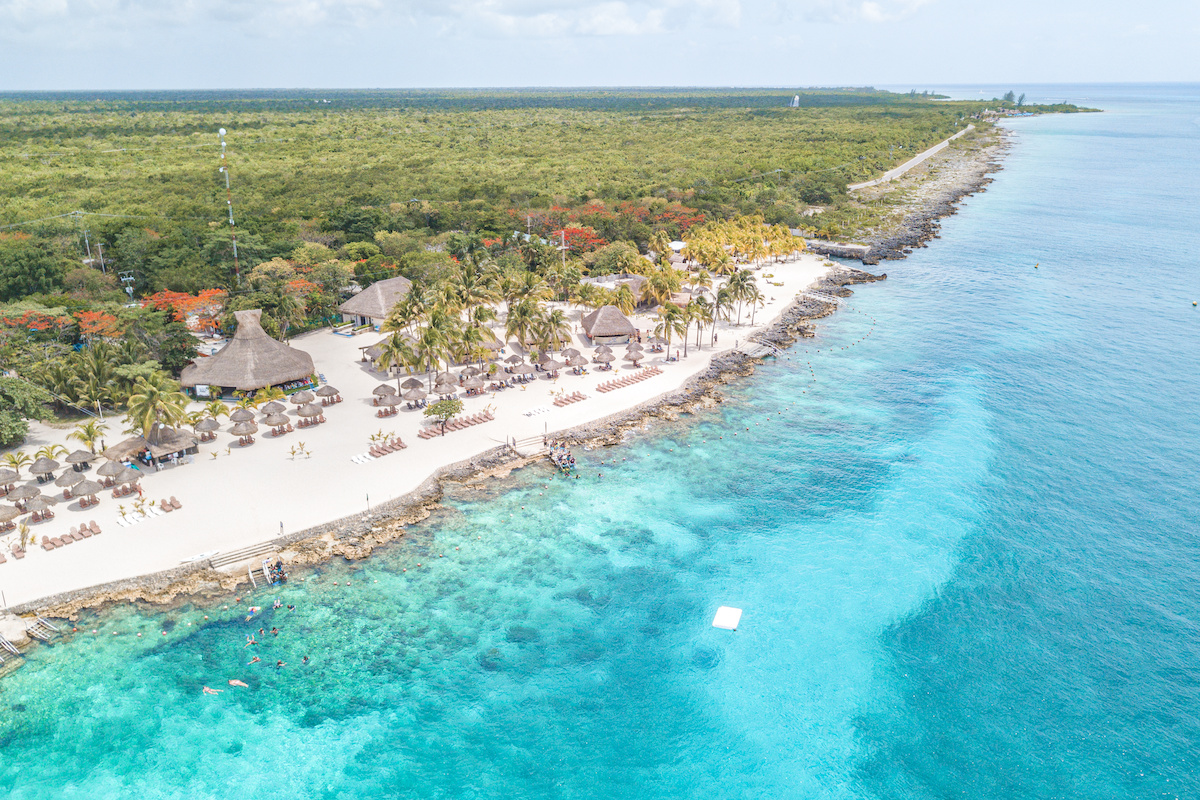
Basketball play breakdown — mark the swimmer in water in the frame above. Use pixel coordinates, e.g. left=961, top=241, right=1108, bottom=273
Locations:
left=270, top=627, right=279, bottom=636
left=302, top=656, right=310, bottom=665
left=202, top=686, right=222, bottom=695
left=228, top=679, right=249, bottom=688
left=245, top=635, right=257, bottom=647
left=248, top=656, right=261, bottom=665
left=287, top=604, right=295, bottom=611
left=276, top=660, right=286, bottom=669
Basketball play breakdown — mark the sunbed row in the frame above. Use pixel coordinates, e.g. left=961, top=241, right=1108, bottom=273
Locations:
left=41, top=521, right=103, bottom=550
left=553, top=392, right=588, bottom=407
left=369, top=439, right=408, bottom=457
left=417, top=410, right=495, bottom=438
left=595, top=367, right=662, bottom=393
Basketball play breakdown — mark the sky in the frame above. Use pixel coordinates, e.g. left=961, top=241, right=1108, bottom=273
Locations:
left=0, top=0, right=1197, bottom=90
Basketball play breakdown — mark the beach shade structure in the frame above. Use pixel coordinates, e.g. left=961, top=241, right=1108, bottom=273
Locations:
left=55, top=470, right=85, bottom=489
left=116, top=467, right=143, bottom=485
left=0, top=468, right=19, bottom=487
left=30, top=457, right=60, bottom=478
left=592, top=352, right=616, bottom=364
left=73, top=479, right=103, bottom=499
left=595, top=345, right=613, bottom=354
left=7, top=484, right=40, bottom=503
left=402, top=387, right=427, bottom=402
left=542, top=359, right=566, bottom=372
left=24, top=495, right=57, bottom=514
left=297, top=403, right=323, bottom=418
left=378, top=394, right=404, bottom=408
left=180, top=309, right=315, bottom=394
left=400, top=377, right=424, bottom=390
left=65, top=449, right=94, bottom=470
left=260, top=401, right=287, bottom=415
left=97, top=460, right=126, bottom=479
left=434, top=372, right=457, bottom=384
left=290, top=390, right=316, bottom=406
left=229, top=408, right=256, bottom=423
left=195, top=418, right=221, bottom=433
left=623, top=352, right=644, bottom=365
left=625, top=341, right=645, bottom=351
left=646, top=335, right=667, bottom=346
left=463, top=375, right=486, bottom=390
left=567, top=355, right=589, bottom=368
left=230, top=420, right=259, bottom=437
left=512, top=364, right=536, bottom=375
left=0, top=505, right=20, bottom=523
left=561, top=347, right=581, bottom=358
left=372, top=384, right=397, bottom=397
left=315, top=384, right=338, bottom=397
left=432, top=382, right=459, bottom=397
left=263, top=413, right=290, bottom=428
left=504, top=354, right=525, bottom=365
left=460, top=366, right=481, bottom=377
left=537, top=353, right=556, bottom=365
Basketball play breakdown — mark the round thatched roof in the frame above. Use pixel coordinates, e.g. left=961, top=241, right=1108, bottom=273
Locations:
left=0, top=505, right=20, bottom=523
left=460, top=366, right=481, bottom=377
left=372, top=384, right=397, bottom=397
left=593, top=352, right=615, bottom=363
left=315, top=385, right=339, bottom=397
left=513, top=364, right=536, bottom=374
left=401, top=377, right=424, bottom=390
left=30, top=457, right=59, bottom=475
left=65, top=449, right=94, bottom=464
left=290, top=390, right=316, bottom=405
left=625, top=342, right=645, bottom=352
left=74, top=479, right=103, bottom=497
left=229, top=408, right=256, bottom=422
left=263, top=413, right=290, bottom=427
left=116, top=467, right=142, bottom=484
left=0, top=468, right=18, bottom=484
left=55, top=471, right=84, bottom=488
left=8, top=485, right=40, bottom=501
left=296, top=403, right=322, bottom=417
left=567, top=355, right=588, bottom=367
left=97, top=460, right=125, bottom=477
left=596, top=345, right=613, bottom=354
left=402, top=388, right=427, bottom=401
left=542, top=359, right=566, bottom=371
left=25, top=495, right=57, bottom=512
left=463, top=376, right=485, bottom=389
left=379, top=394, right=403, bottom=407
left=180, top=309, right=315, bottom=392
left=561, top=348, right=581, bottom=358
left=230, top=421, right=259, bottom=436
left=623, top=352, right=644, bottom=362
left=504, top=354, right=524, bottom=365
left=196, top=418, right=221, bottom=432
left=260, top=401, right=287, bottom=414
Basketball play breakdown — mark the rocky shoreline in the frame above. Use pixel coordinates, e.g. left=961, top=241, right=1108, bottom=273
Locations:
left=0, top=129, right=1008, bottom=651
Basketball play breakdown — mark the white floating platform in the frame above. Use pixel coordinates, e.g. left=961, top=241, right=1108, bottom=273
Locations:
left=712, top=606, right=742, bottom=631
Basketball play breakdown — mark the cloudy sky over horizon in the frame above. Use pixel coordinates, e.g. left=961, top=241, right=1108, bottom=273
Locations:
left=0, top=0, right=1195, bottom=90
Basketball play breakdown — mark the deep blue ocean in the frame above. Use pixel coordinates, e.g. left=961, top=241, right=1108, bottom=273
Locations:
left=2, top=85, right=1198, bottom=799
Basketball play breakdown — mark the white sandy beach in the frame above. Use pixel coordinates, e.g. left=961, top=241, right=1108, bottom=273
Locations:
left=0, top=254, right=833, bottom=610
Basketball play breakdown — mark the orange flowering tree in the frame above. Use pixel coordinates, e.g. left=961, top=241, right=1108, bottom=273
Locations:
left=74, top=310, right=123, bottom=340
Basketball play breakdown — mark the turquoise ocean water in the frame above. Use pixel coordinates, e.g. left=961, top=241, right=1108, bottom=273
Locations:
left=2, top=85, right=1198, bottom=798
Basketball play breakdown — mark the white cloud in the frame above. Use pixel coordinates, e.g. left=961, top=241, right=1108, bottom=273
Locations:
left=793, top=0, right=936, bottom=24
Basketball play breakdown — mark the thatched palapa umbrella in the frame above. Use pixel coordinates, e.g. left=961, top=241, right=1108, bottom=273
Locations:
left=8, top=485, right=40, bottom=502
left=231, top=420, right=259, bottom=436
left=460, top=366, right=481, bottom=377
left=196, top=418, right=220, bottom=433
left=30, top=457, right=59, bottom=477
left=567, top=355, right=588, bottom=368
left=296, top=403, right=322, bottom=419
left=263, top=413, right=290, bottom=428
left=504, top=354, right=524, bottom=365
left=74, top=479, right=103, bottom=500
left=561, top=347, right=581, bottom=358
left=116, top=467, right=143, bottom=485
left=97, top=460, right=125, bottom=478
left=378, top=394, right=403, bottom=408
left=463, top=375, right=486, bottom=390
left=260, top=401, right=287, bottom=415
left=623, top=352, right=644, bottom=365
left=542, top=358, right=566, bottom=372
left=315, top=385, right=339, bottom=398
left=593, top=352, right=615, bottom=364
left=229, top=408, right=256, bottom=423
left=25, top=495, right=58, bottom=513
left=65, top=449, right=94, bottom=470
left=372, top=384, right=397, bottom=397
left=401, top=377, right=424, bottom=390
left=0, top=504, right=20, bottom=523
left=290, top=390, right=316, bottom=406
left=55, top=470, right=84, bottom=489
left=0, top=468, right=18, bottom=487
left=513, top=364, right=535, bottom=375
left=402, top=387, right=427, bottom=402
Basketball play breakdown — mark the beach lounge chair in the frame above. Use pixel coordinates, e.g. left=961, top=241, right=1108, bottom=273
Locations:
left=79, top=526, right=92, bottom=537
left=54, top=536, right=69, bottom=546
left=12, top=547, right=24, bottom=559
left=169, top=498, right=181, bottom=511
left=41, top=536, right=55, bottom=551
left=68, top=525, right=77, bottom=538
left=89, top=520, right=102, bottom=534
left=161, top=499, right=174, bottom=512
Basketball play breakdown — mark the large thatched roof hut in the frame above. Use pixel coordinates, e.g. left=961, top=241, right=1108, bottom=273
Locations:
left=180, top=310, right=315, bottom=395
left=339, top=276, right=413, bottom=328
left=103, top=425, right=198, bottom=463
left=581, top=305, right=637, bottom=345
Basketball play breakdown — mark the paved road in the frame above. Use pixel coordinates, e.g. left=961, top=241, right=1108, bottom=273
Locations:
left=848, top=124, right=975, bottom=191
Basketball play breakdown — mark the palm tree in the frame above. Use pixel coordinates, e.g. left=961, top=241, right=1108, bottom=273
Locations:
left=747, top=286, right=765, bottom=326
left=715, top=286, right=735, bottom=336
left=1, top=451, right=32, bottom=478
left=377, top=334, right=418, bottom=389
left=538, top=308, right=572, bottom=352
left=183, top=410, right=206, bottom=435
left=274, top=293, right=305, bottom=341
left=504, top=297, right=541, bottom=352
left=689, top=297, right=713, bottom=350
left=234, top=396, right=258, bottom=411
left=612, top=285, right=637, bottom=316
left=124, top=378, right=189, bottom=443
left=68, top=419, right=109, bottom=454
left=690, top=269, right=713, bottom=297
left=203, top=399, right=230, bottom=420
left=254, top=386, right=286, bottom=405
left=35, top=444, right=68, bottom=461
left=654, top=304, right=688, bottom=360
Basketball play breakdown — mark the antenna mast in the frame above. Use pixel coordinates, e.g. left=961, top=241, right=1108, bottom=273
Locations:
left=218, top=128, right=241, bottom=284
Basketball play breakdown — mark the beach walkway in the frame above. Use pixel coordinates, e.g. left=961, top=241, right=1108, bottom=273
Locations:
left=848, top=125, right=975, bottom=191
